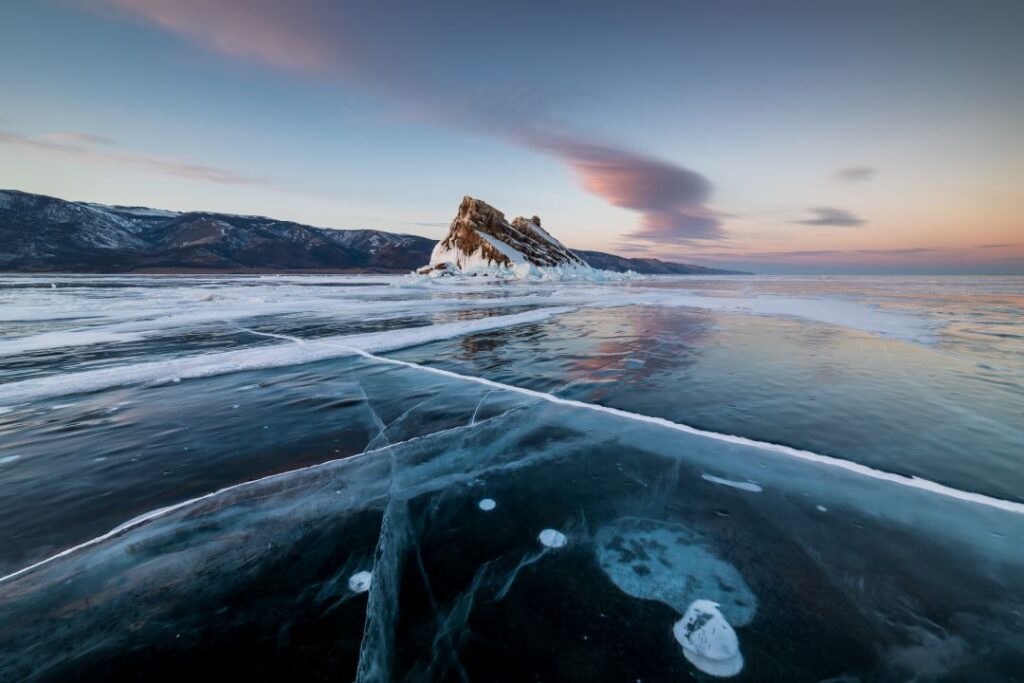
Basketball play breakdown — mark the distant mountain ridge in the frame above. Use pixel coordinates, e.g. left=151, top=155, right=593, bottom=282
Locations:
left=573, top=250, right=741, bottom=275
left=0, top=189, right=745, bottom=274
left=0, top=189, right=434, bottom=273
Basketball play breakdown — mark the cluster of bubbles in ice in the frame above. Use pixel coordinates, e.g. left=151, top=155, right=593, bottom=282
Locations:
left=674, top=599, right=744, bottom=677
left=594, top=516, right=756, bottom=677
left=349, top=505, right=752, bottom=677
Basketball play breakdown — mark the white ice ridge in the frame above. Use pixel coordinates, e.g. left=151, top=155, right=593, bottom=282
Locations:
left=0, top=307, right=575, bottom=406
left=344, top=349, right=1024, bottom=516
left=0, top=292, right=564, bottom=357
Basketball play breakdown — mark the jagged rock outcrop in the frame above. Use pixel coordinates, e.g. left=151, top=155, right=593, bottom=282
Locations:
left=421, top=196, right=589, bottom=275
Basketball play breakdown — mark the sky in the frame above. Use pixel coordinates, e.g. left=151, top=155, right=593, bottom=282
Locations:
left=1, top=0, right=1022, bottom=273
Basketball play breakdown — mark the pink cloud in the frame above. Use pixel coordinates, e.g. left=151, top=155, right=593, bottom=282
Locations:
left=95, top=0, right=339, bottom=72
left=521, top=130, right=723, bottom=241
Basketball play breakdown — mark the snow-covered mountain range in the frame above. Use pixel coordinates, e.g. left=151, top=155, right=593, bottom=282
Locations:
left=0, top=189, right=744, bottom=274
left=0, top=190, right=433, bottom=273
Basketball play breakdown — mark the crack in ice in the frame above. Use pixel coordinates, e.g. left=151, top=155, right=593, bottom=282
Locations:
left=344, top=349, right=1024, bottom=516
left=0, top=409, right=515, bottom=586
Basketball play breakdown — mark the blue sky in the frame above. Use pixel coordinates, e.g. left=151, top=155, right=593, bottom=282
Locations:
left=1, top=0, right=1022, bottom=273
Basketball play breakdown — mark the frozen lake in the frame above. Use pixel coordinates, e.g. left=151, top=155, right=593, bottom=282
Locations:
left=1, top=274, right=1022, bottom=681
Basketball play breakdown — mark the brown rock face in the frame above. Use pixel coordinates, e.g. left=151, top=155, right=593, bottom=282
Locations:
left=431, top=196, right=588, bottom=269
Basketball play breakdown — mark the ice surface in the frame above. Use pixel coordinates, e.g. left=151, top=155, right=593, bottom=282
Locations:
left=2, top=389, right=1020, bottom=680
left=1, top=274, right=1022, bottom=681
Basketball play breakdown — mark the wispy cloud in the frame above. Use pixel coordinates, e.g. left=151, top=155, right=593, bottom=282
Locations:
left=521, top=129, right=722, bottom=242
left=0, top=129, right=260, bottom=185
left=41, top=131, right=116, bottom=146
left=88, top=0, right=722, bottom=244
left=796, top=206, right=867, bottom=227
left=97, top=0, right=339, bottom=72
left=661, top=245, right=1018, bottom=264
left=835, top=165, right=878, bottom=182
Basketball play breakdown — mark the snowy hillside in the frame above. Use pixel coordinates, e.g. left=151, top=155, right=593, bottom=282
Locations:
left=0, top=190, right=433, bottom=272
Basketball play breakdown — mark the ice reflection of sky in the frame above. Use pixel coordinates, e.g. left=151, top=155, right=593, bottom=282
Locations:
left=397, top=305, right=1024, bottom=503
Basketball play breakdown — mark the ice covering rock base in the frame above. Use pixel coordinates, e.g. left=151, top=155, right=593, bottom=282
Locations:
left=417, top=196, right=638, bottom=281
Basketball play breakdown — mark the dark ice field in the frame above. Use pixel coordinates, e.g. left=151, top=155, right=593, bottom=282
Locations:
left=1, top=274, right=1023, bottom=682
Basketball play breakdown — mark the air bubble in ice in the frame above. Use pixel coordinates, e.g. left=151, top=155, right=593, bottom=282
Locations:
left=348, top=571, right=373, bottom=593
left=478, top=498, right=496, bottom=511
left=538, top=528, right=567, bottom=548
left=594, top=517, right=757, bottom=626
left=673, top=599, right=743, bottom=677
